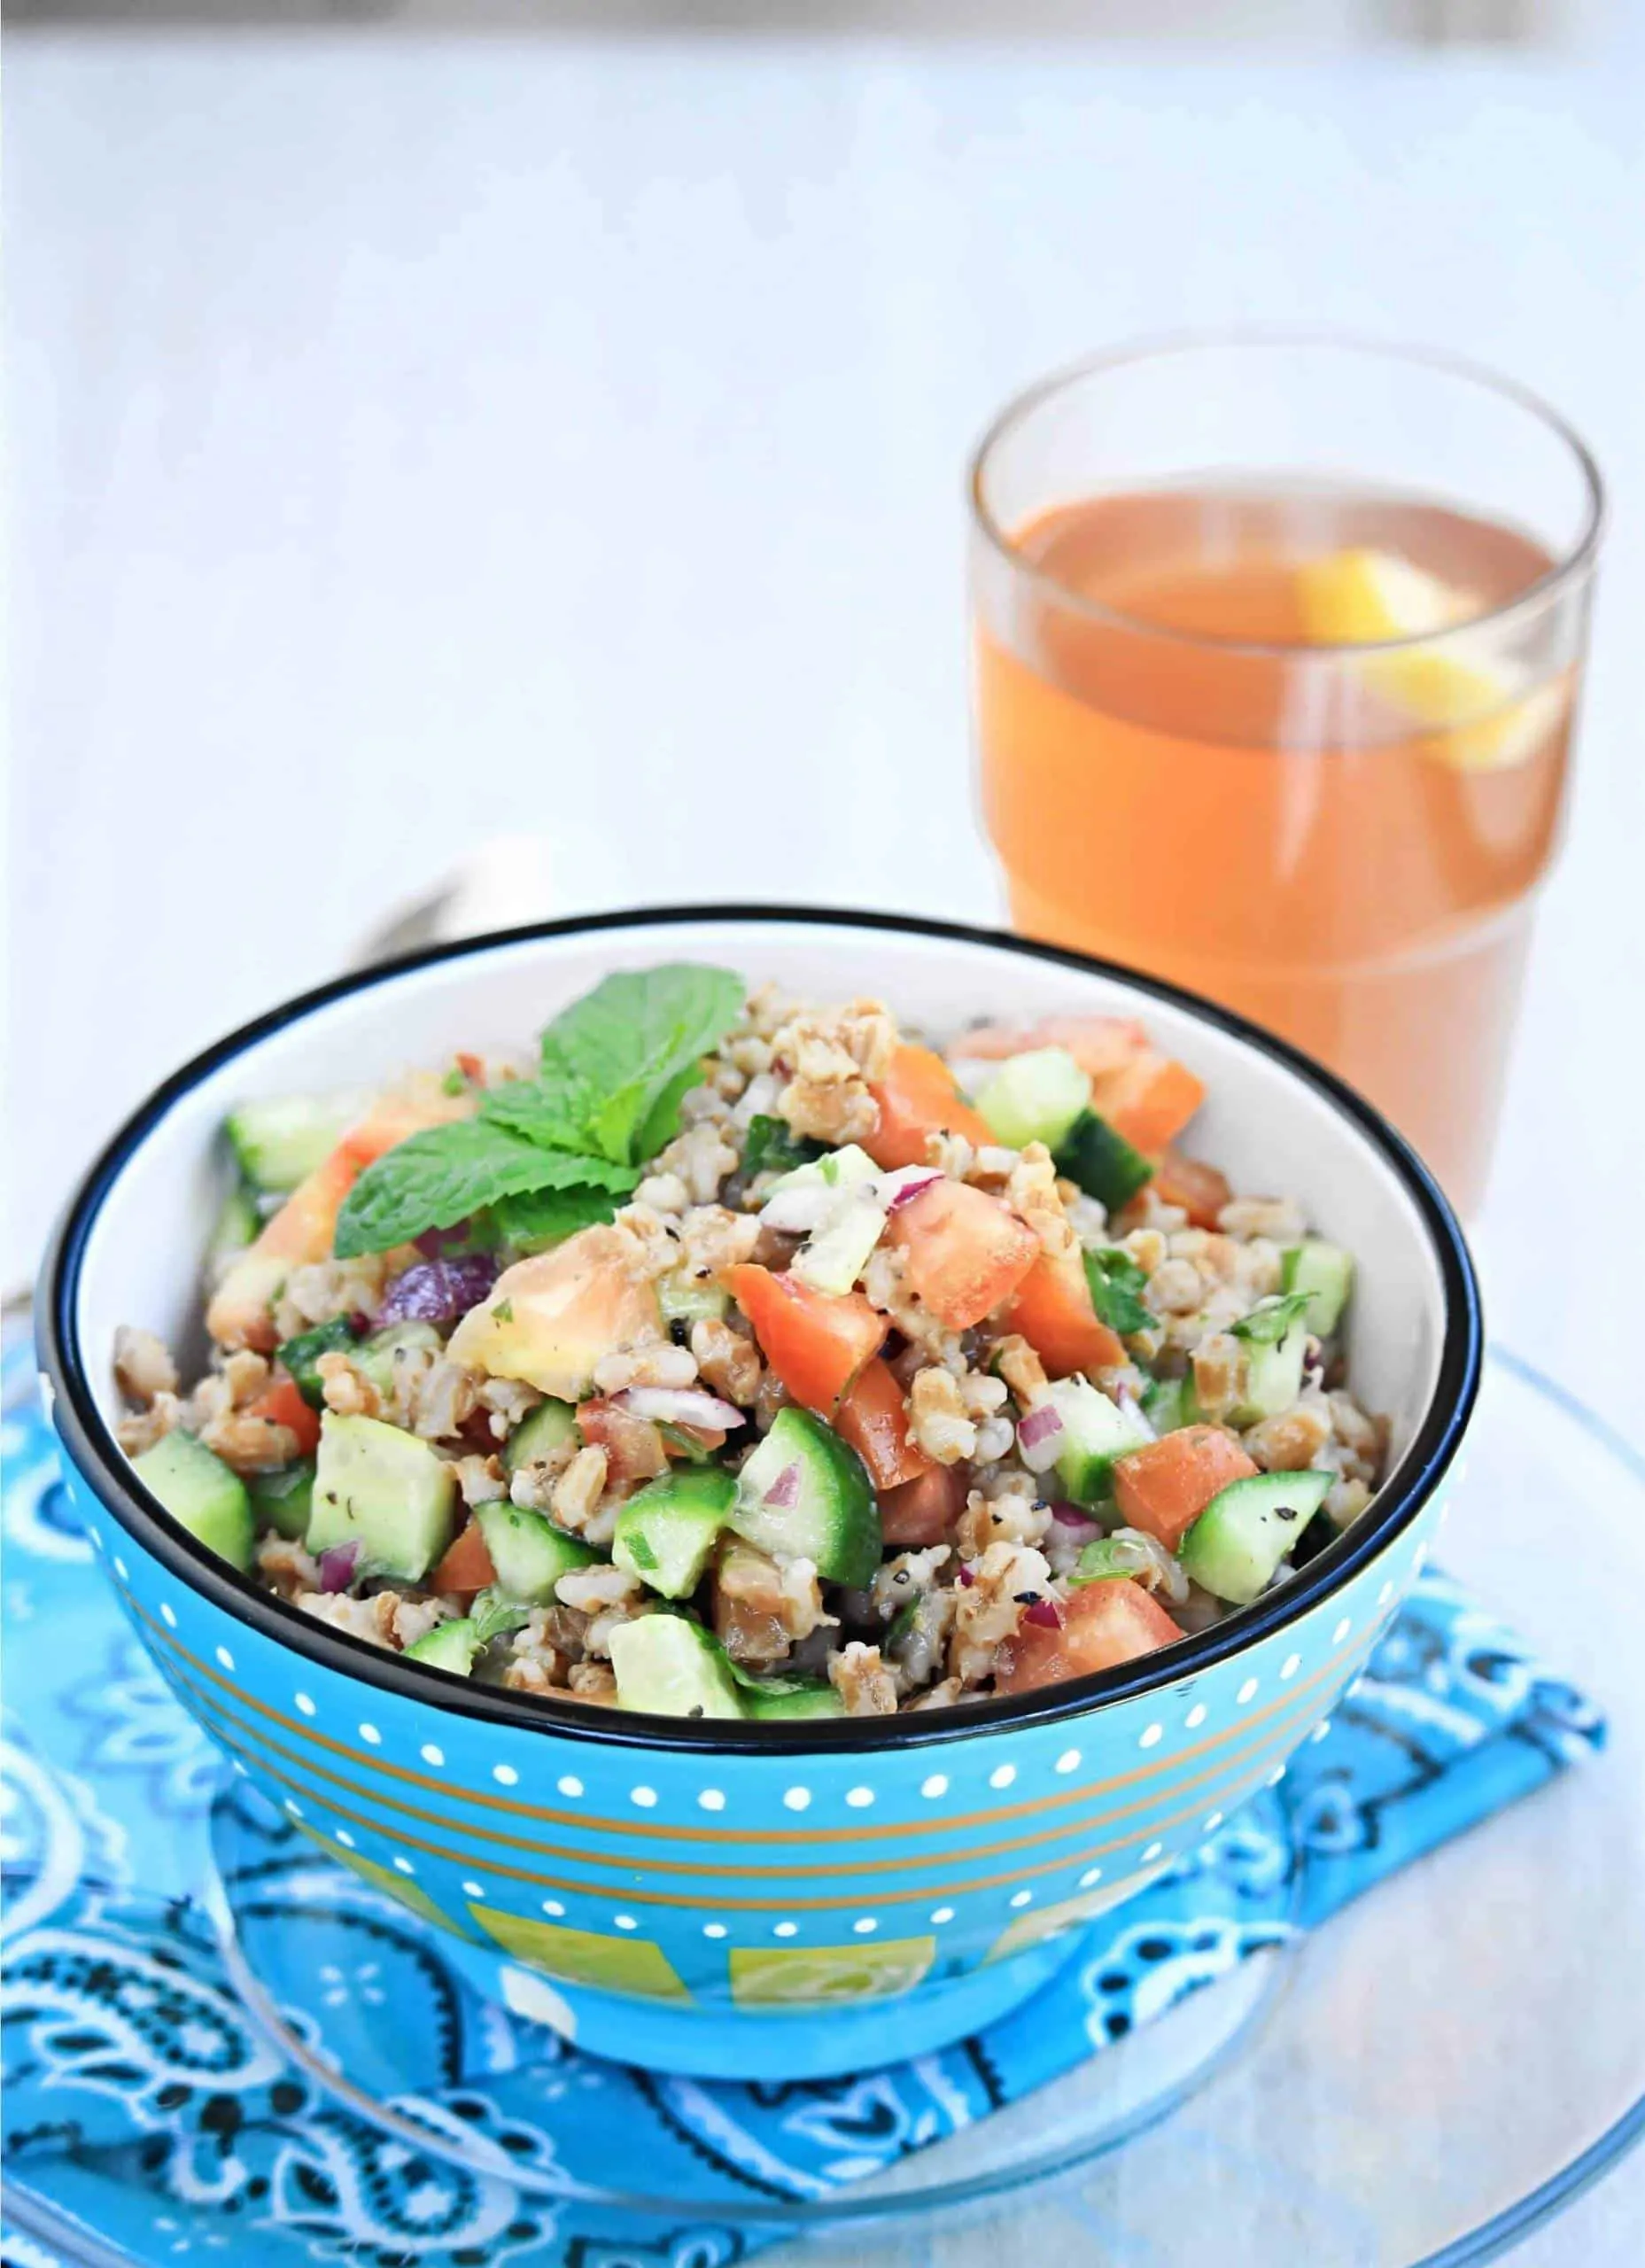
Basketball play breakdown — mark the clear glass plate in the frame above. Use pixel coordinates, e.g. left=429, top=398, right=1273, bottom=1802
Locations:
left=9, top=1350, right=1641, bottom=2266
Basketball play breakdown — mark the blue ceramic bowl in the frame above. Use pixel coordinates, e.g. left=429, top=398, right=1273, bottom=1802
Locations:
left=38, top=907, right=1480, bottom=2079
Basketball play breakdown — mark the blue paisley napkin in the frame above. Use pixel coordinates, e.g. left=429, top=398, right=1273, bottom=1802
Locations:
left=0, top=1335, right=1604, bottom=2268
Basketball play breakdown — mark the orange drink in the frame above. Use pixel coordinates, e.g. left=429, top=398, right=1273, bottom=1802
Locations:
left=971, top=341, right=1602, bottom=1214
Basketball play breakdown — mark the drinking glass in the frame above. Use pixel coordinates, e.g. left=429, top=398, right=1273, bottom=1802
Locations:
left=970, top=335, right=1602, bottom=1214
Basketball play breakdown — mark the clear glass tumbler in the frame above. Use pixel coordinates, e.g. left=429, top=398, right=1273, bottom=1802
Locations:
left=970, top=335, right=1603, bottom=1215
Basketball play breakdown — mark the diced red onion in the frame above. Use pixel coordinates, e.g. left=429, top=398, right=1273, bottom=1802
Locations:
left=1016, top=1400, right=1066, bottom=1473
left=615, top=1386, right=747, bottom=1432
left=880, top=1166, right=944, bottom=1215
left=415, top=1220, right=477, bottom=1259
left=1049, top=1502, right=1102, bottom=1539
left=958, top=1564, right=975, bottom=1588
left=763, top=1460, right=802, bottom=1509
left=377, top=1254, right=499, bottom=1328
left=318, top=1541, right=361, bottom=1594
left=1023, top=1596, right=1063, bottom=1629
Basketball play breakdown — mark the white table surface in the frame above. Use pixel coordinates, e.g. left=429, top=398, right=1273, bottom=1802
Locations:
left=7, top=27, right=1644, bottom=2262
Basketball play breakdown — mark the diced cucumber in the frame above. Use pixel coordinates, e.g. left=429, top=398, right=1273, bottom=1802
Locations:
left=1140, top=1376, right=1190, bottom=1434
left=474, top=1500, right=597, bottom=1604
left=613, top=1469, right=735, bottom=1598
left=790, top=1188, right=887, bottom=1296
left=730, top=1406, right=881, bottom=1587
left=278, top=1317, right=362, bottom=1409
left=404, top=1619, right=480, bottom=1675
left=500, top=1397, right=579, bottom=1478
left=658, top=1269, right=729, bottom=1331
left=1177, top=1469, right=1333, bottom=1604
left=355, top=1322, right=443, bottom=1400
left=609, top=1614, right=748, bottom=1720
left=132, top=1432, right=254, bottom=1572
left=975, top=1046, right=1091, bottom=1152
left=248, top=1458, right=315, bottom=1541
left=1055, top=1111, right=1154, bottom=1212
left=309, top=1413, right=457, bottom=1582
left=225, top=1091, right=371, bottom=1194
left=1228, top=1295, right=1314, bottom=1425
left=206, top=1184, right=261, bottom=1271
left=1049, top=1377, right=1153, bottom=1505
left=1281, top=1239, right=1354, bottom=1338
left=741, top=1677, right=845, bottom=1721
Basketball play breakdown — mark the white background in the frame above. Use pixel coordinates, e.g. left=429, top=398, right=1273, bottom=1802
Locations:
left=6, top=29, right=1644, bottom=2255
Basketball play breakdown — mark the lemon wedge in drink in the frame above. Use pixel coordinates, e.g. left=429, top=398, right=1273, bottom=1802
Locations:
left=1295, top=547, right=1563, bottom=773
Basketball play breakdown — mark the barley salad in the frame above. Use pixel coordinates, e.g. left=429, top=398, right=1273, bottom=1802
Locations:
left=113, top=964, right=1387, bottom=1720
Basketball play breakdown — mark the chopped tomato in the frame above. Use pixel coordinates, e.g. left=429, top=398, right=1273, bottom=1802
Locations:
left=432, top=1518, right=498, bottom=1600
left=887, top=1179, right=1039, bottom=1332
left=1150, top=1147, right=1232, bottom=1230
left=721, top=1263, right=888, bottom=1411
left=880, top=1462, right=966, bottom=1548
left=864, top=1044, right=993, bottom=1171
left=207, top=1087, right=472, bottom=1350
left=835, top=1356, right=931, bottom=1490
left=455, top=1051, right=485, bottom=1084
left=1089, top=1051, right=1205, bottom=1153
left=576, top=1398, right=670, bottom=1483
left=1003, top=1245, right=1126, bottom=1379
left=1112, top=1425, right=1258, bottom=1550
left=246, top=1374, right=321, bottom=1458
left=996, top=1577, right=1183, bottom=1695
left=960, top=1014, right=1148, bottom=1078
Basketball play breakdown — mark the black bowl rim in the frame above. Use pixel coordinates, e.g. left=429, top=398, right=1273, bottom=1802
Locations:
left=38, top=902, right=1483, bottom=1755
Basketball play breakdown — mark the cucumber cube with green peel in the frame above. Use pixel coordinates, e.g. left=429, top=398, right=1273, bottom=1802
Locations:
left=975, top=1046, right=1092, bottom=1153
left=404, top=1618, right=481, bottom=1676
left=1048, top=1378, right=1153, bottom=1504
left=731, top=1406, right=881, bottom=1587
left=309, top=1412, right=457, bottom=1582
left=132, top=1431, right=254, bottom=1572
left=1177, top=1469, right=1334, bottom=1604
left=609, top=1614, right=749, bottom=1719
left=226, top=1090, right=371, bottom=1194
left=1280, top=1239, right=1354, bottom=1338
left=474, top=1500, right=597, bottom=1604
left=500, top=1396, right=580, bottom=1478
left=248, top=1457, right=316, bottom=1541
left=1054, top=1111, right=1155, bottom=1212
left=741, top=1677, right=845, bottom=1720
left=613, top=1469, right=736, bottom=1598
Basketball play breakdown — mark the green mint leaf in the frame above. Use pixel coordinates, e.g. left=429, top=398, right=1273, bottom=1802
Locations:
left=1083, top=1249, right=1154, bottom=1336
left=537, top=963, right=745, bottom=1165
left=1230, top=1292, right=1314, bottom=1348
left=333, top=1121, right=637, bottom=1258
left=479, top=1075, right=604, bottom=1154
left=487, top=1184, right=620, bottom=1255
left=741, top=1115, right=824, bottom=1180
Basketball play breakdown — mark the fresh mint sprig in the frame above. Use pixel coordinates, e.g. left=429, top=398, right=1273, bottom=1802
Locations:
left=331, top=962, right=745, bottom=1257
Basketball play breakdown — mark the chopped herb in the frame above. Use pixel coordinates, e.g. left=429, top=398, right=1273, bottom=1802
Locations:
left=491, top=1299, right=515, bottom=1324
left=1083, top=1248, right=1155, bottom=1336
left=741, top=1115, right=826, bottom=1181
left=1230, top=1292, right=1313, bottom=1347
left=441, top=1068, right=468, bottom=1096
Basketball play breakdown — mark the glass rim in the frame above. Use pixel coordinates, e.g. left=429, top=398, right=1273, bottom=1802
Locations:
left=967, top=329, right=1607, bottom=659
